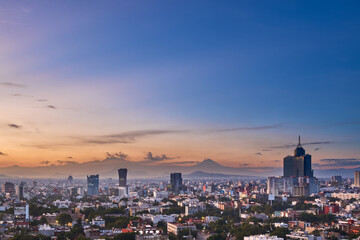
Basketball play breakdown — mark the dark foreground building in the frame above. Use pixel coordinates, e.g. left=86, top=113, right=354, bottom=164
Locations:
left=170, top=173, right=182, bottom=193
left=87, top=175, right=99, bottom=196
left=118, top=168, right=128, bottom=187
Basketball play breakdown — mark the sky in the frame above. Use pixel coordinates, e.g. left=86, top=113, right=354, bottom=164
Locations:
left=0, top=1, right=359, bottom=174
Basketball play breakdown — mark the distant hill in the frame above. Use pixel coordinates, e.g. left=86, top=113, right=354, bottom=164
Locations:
left=184, top=171, right=260, bottom=179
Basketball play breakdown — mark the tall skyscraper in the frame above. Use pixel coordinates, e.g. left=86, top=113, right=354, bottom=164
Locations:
left=283, top=136, right=313, bottom=177
left=67, top=175, right=73, bottom=185
left=354, top=171, right=360, bottom=187
left=15, top=185, right=24, bottom=199
left=2, top=182, right=15, bottom=195
left=170, top=173, right=182, bottom=193
left=87, top=175, right=99, bottom=196
left=268, top=136, right=318, bottom=197
left=118, top=168, right=127, bottom=187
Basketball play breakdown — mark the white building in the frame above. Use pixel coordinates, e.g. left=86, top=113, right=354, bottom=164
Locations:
left=92, top=216, right=105, bottom=227
left=244, top=235, right=284, bottom=240
left=167, top=222, right=196, bottom=235
left=331, top=192, right=360, bottom=200
left=38, top=224, right=55, bottom=237
left=151, top=214, right=176, bottom=224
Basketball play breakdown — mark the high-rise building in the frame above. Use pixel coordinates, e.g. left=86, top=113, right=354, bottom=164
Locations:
left=67, top=175, right=73, bottom=185
left=268, top=136, right=318, bottom=197
left=87, top=175, right=99, bottom=196
left=331, top=175, right=342, bottom=183
left=15, top=185, right=24, bottom=199
left=170, top=173, right=182, bottom=193
left=2, top=182, right=15, bottom=195
left=118, top=168, right=127, bottom=187
left=283, top=136, right=313, bottom=177
left=354, top=171, right=360, bottom=187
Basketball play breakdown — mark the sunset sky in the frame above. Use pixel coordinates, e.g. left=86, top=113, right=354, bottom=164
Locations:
left=0, top=1, right=359, bottom=173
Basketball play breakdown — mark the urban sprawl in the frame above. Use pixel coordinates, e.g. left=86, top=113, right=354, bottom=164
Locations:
left=1, top=138, right=359, bottom=240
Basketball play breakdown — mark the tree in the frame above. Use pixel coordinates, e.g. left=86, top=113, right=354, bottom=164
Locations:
left=70, top=219, right=85, bottom=238
left=270, top=227, right=290, bottom=239
left=157, top=221, right=167, bottom=233
left=57, top=213, right=73, bottom=226
left=208, top=233, right=227, bottom=240
left=298, top=213, right=318, bottom=223
left=110, top=232, right=136, bottom=240
left=312, top=229, right=321, bottom=236
left=39, top=216, right=48, bottom=224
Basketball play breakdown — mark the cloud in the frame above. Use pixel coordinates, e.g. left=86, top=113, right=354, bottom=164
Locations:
left=162, top=161, right=199, bottom=165
left=242, top=166, right=282, bottom=172
left=0, top=82, right=26, bottom=88
left=47, top=105, right=57, bottom=109
left=8, top=123, right=22, bottom=129
left=239, top=163, right=250, bottom=167
left=40, top=160, right=50, bottom=165
left=0, top=152, right=7, bottom=156
left=82, top=130, right=181, bottom=145
left=208, top=123, right=285, bottom=133
left=56, top=160, right=78, bottom=165
left=35, top=99, right=47, bottom=102
left=315, top=158, right=360, bottom=168
left=255, top=152, right=262, bottom=155
left=12, top=93, right=22, bottom=96
left=105, top=152, right=128, bottom=160
left=143, top=152, right=174, bottom=162
left=270, top=141, right=332, bottom=149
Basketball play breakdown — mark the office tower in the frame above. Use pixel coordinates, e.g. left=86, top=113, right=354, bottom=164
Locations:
left=77, top=186, right=85, bottom=196
left=87, top=175, right=99, bottom=196
left=331, top=176, right=342, bottom=183
left=293, top=183, right=310, bottom=197
left=170, top=173, right=182, bottom=193
left=267, top=176, right=297, bottom=195
left=2, top=182, right=15, bottom=195
left=118, top=168, right=127, bottom=187
left=67, top=175, right=73, bottom=185
left=15, top=185, right=24, bottom=199
left=283, top=136, right=313, bottom=177
left=355, top=171, right=360, bottom=187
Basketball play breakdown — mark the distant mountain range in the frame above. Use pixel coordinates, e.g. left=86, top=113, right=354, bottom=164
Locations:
left=0, top=157, right=281, bottom=179
left=0, top=156, right=356, bottom=179
left=184, top=171, right=262, bottom=179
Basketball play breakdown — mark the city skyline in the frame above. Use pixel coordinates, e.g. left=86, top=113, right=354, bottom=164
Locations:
left=0, top=1, right=359, bottom=176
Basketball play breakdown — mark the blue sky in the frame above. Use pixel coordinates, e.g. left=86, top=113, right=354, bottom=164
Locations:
left=0, top=1, right=359, bottom=171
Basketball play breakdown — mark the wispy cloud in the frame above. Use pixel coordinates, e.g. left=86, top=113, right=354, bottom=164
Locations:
left=105, top=152, right=128, bottom=159
left=143, top=152, right=175, bottom=162
left=0, top=82, right=26, bottom=88
left=47, top=105, right=57, bottom=109
left=269, top=141, right=332, bottom=149
left=56, top=160, right=78, bottom=165
left=316, top=158, right=360, bottom=168
left=35, top=99, right=48, bottom=102
left=161, top=161, right=199, bottom=165
left=8, top=123, right=22, bottom=129
left=82, top=130, right=181, bottom=145
left=239, top=163, right=250, bottom=167
left=40, top=160, right=50, bottom=165
left=208, top=123, right=285, bottom=133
